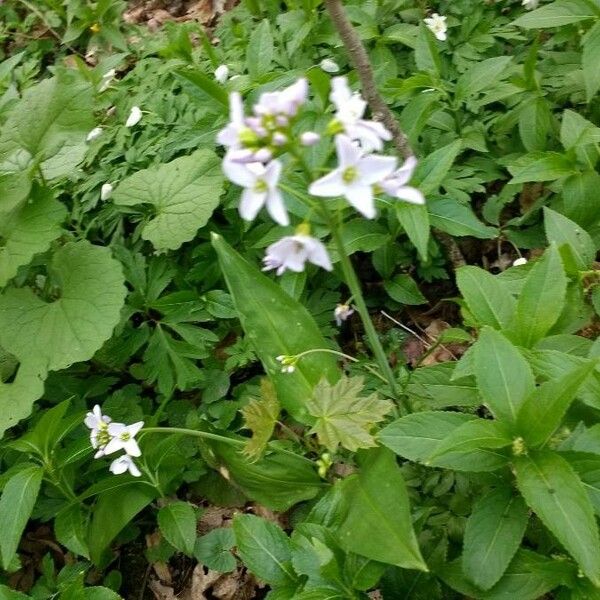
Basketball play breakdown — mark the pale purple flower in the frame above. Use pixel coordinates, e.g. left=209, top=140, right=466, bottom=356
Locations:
left=330, top=77, right=391, bottom=152
left=301, top=131, right=320, bottom=146
left=84, top=404, right=111, bottom=431
left=424, top=13, right=447, bottom=41
left=104, top=422, right=144, bottom=457
left=214, top=64, right=230, bottom=84
left=125, top=106, right=142, bottom=127
left=309, top=134, right=397, bottom=218
left=227, top=147, right=272, bottom=164
left=109, top=454, right=141, bottom=477
left=223, top=159, right=288, bottom=225
left=84, top=405, right=112, bottom=458
left=378, top=156, right=425, bottom=205
left=263, top=235, right=332, bottom=275
left=254, top=78, right=308, bottom=118
left=334, top=304, right=354, bottom=326
left=217, top=92, right=246, bottom=148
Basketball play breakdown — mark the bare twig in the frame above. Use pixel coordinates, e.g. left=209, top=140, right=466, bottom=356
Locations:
left=324, top=0, right=413, bottom=159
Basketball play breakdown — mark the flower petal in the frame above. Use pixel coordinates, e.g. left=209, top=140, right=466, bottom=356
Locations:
left=335, top=134, right=362, bottom=167
left=345, top=184, right=376, bottom=218
left=358, top=154, right=397, bottom=184
left=128, top=459, right=142, bottom=477
left=109, top=456, right=129, bottom=475
left=223, top=159, right=257, bottom=187
left=393, top=156, right=418, bottom=186
left=266, top=189, right=289, bottom=226
left=263, top=159, right=282, bottom=187
left=239, top=188, right=267, bottom=221
left=305, top=239, right=333, bottom=271
left=395, top=186, right=425, bottom=205
left=124, top=439, right=141, bottom=457
left=128, top=422, right=144, bottom=437
left=107, top=422, right=126, bottom=436
left=103, top=437, right=123, bottom=456
left=309, top=169, right=345, bottom=197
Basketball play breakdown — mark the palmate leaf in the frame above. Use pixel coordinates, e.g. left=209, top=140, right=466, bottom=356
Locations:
left=241, top=378, right=280, bottom=461
left=0, top=241, right=127, bottom=372
left=306, top=376, right=394, bottom=453
left=113, top=150, right=224, bottom=251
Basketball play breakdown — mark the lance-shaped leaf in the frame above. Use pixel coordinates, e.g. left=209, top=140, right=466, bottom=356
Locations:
left=113, top=150, right=224, bottom=251
left=0, top=186, right=66, bottom=286
left=0, top=241, right=127, bottom=372
left=241, top=378, right=280, bottom=461
left=306, top=376, right=393, bottom=453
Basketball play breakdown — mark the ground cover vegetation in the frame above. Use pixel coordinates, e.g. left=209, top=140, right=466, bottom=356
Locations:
left=0, top=0, right=600, bottom=597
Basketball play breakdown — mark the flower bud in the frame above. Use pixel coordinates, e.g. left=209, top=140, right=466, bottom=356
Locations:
left=101, top=183, right=113, bottom=200
left=214, top=64, right=230, bottom=84
left=513, top=257, right=528, bottom=267
left=320, top=58, right=340, bottom=73
left=86, top=127, right=103, bottom=142
left=300, top=131, right=320, bottom=146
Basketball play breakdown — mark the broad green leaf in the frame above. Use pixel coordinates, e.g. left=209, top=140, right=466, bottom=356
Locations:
left=384, top=274, right=427, bottom=305
left=330, top=219, right=389, bottom=261
left=473, top=327, right=535, bottom=423
left=456, top=266, right=516, bottom=330
left=462, top=487, right=529, bottom=590
left=413, top=140, right=462, bottom=195
left=396, top=202, right=430, bottom=261
left=561, top=170, right=600, bottom=226
left=336, top=449, right=427, bottom=571
left=512, top=0, right=597, bottom=28
left=113, top=150, right=223, bottom=251
left=455, top=57, right=512, bottom=102
left=194, top=528, right=236, bottom=573
left=212, top=234, right=339, bottom=423
left=0, top=465, right=43, bottom=568
left=306, top=376, right=394, bottom=453
left=233, top=514, right=296, bottom=586
left=83, top=587, right=122, bottom=600
left=0, top=241, right=127, bottom=372
left=241, top=378, right=280, bottom=461
left=517, top=361, right=595, bottom=447
left=428, top=199, right=498, bottom=238
left=518, top=97, right=553, bottom=152
left=510, top=244, right=568, bottom=347
left=174, top=69, right=229, bottom=108
left=508, top=152, right=576, bottom=184
left=514, top=451, right=600, bottom=586
left=379, top=411, right=475, bottom=463
left=246, top=20, right=274, bottom=79
left=544, top=207, right=595, bottom=271
left=415, top=24, right=442, bottom=74
left=54, top=504, right=90, bottom=559
left=89, top=483, right=158, bottom=566
left=158, top=501, right=197, bottom=556
left=0, top=172, right=32, bottom=215
left=0, top=186, right=66, bottom=286
left=583, top=22, right=600, bottom=101
left=560, top=109, right=600, bottom=150
left=0, top=71, right=93, bottom=186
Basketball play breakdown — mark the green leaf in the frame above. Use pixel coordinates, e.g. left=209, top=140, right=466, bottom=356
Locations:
left=583, top=22, right=600, bottom=101
left=473, top=327, right=535, bottom=423
left=233, top=514, right=296, bottom=586
left=212, top=234, right=339, bottom=423
left=413, top=140, right=462, bottom=195
left=517, top=361, right=596, bottom=448
left=415, top=23, right=442, bottom=75
left=384, top=274, right=427, bottom=305
left=510, top=244, right=568, bottom=347
left=0, top=465, right=43, bottom=568
left=455, top=57, right=512, bottom=102
left=508, top=152, right=576, bottom=184
left=462, top=487, right=529, bottom=590
left=246, top=20, right=274, bottom=79
left=0, top=186, right=66, bottom=286
left=396, top=203, right=430, bottom=261
left=544, top=207, right=595, bottom=271
left=330, top=219, right=389, bottom=260
left=428, top=199, right=498, bottom=238
left=241, top=378, right=280, bottom=461
left=306, top=376, right=394, bottom=453
left=175, top=69, right=229, bottom=108
left=518, top=97, right=553, bottom=152
left=113, top=150, right=223, bottom=251
left=158, top=501, right=197, bottom=556
left=0, top=71, right=93, bottom=186
left=336, top=448, right=427, bottom=571
left=514, top=451, right=600, bottom=586
left=194, top=528, right=236, bottom=573
left=88, top=483, right=158, bottom=566
left=0, top=241, right=127, bottom=372
left=456, top=266, right=516, bottom=330
left=54, top=504, right=90, bottom=559
left=0, top=585, right=31, bottom=599
left=512, top=0, right=597, bottom=28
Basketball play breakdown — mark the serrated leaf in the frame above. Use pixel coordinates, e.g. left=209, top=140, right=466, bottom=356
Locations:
left=194, top=528, right=236, bottom=573
left=158, top=501, right=197, bottom=556
left=246, top=20, right=274, bottom=79
left=0, top=185, right=66, bottom=286
left=0, top=241, right=127, bottom=372
left=54, top=504, right=90, bottom=559
left=113, top=150, right=223, bottom=251
left=507, top=152, right=576, bottom=184
left=512, top=0, right=597, bottom=28
left=306, top=376, right=393, bottom=453
left=455, top=57, right=512, bottom=102
left=241, top=378, right=280, bottom=461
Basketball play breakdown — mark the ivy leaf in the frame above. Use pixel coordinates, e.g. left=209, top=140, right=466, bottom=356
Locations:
left=0, top=241, right=127, bottom=372
left=0, top=185, right=66, bottom=286
left=241, top=378, right=280, bottom=462
left=113, top=150, right=224, bottom=251
left=306, top=376, right=394, bottom=453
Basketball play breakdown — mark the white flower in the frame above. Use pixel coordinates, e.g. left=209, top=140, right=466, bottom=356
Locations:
left=513, top=257, right=528, bottom=267
left=254, top=78, right=308, bottom=118
left=100, top=183, right=113, bottom=200
left=86, top=127, right=103, bottom=142
left=217, top=92, right=246, bottom=149
left=263, top=234, right=332, bottom=275
left=84, top=405, right=112, bottom=458
left=109, top=454, right=141, bottom=477
left=104, top=421, right=144, bottom=457
left=300, top=131, right=320, bottom=146
left=522, top=0, right=539, bottom=8
left=99, top=68, right=116, bottom=92
left=334, top=303, right=354, bottom=326
left=125, top=106, right=142, bottom=127
left=223, top=159, right=288, bottom=225
left=84, top=404, right=110, bottom=431
left=320, top=58, right=340, bottom=73
left=309, top=134, right=397, bottom=219
left=378, top=156, right=425, bottom=205
left=424, top=13, right=447, bottom=41
left=214, top=64, right=230, bottom=84
left=329, top=77, right=391, bottom=152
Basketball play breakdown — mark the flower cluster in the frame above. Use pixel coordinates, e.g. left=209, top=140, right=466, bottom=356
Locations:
left=84, top=405, right=144, bottom=477
left=216, top=76, right=424, bottom=276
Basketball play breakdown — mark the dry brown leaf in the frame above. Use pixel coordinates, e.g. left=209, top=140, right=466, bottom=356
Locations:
left=149, top=578, right=178, bottom=600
